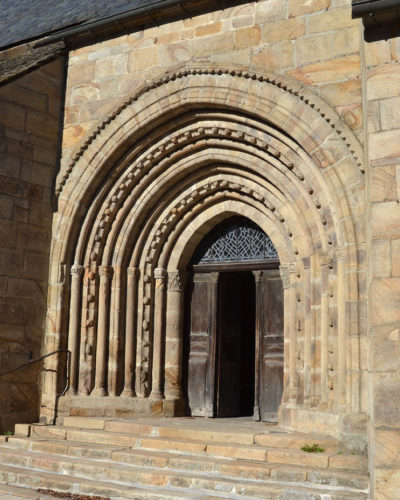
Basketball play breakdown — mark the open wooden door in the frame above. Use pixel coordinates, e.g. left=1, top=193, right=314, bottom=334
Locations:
left=187, top=272, right=218, bottom=417
left=254, top=269, right=284, bottom=422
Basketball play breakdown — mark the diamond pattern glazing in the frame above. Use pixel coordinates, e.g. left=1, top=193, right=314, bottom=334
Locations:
left=192, top=216, right=278, bottom=264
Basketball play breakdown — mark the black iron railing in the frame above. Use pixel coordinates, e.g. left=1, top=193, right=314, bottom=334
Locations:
left=0, top=349, right=71, bottom=396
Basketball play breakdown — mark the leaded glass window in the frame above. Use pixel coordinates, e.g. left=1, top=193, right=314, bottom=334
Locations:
left=192, top=216, right=278, bottom=264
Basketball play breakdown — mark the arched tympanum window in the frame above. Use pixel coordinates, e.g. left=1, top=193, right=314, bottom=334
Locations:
left=192, top=216, right=278, bottom=265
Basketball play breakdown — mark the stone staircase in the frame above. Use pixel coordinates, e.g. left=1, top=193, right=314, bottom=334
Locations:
left=0, top=417, right=369, bottom=499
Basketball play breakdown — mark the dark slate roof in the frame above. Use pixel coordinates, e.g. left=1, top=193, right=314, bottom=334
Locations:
left=0, top=0, right=166, bottom=49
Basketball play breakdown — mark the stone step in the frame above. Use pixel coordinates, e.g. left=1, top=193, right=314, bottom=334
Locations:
left=61, top=416, right=339, bottom=451
left=28, top=426, right=339, bottom=467
left=0, top=463, right=219, bottom=499
left=11, top=423, right=368, bottom=472
left=27, top=423, right=349, bottom=466
left=0, top=482, right=58, bottom=500
left=0, top=451, right=369, bottom=499
left=0, top=441, right=369, bottom=491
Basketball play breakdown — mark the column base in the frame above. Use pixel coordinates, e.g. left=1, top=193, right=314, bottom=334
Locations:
left=56, top=395, right=187, bottom=419
left=121, top=388, right=136, bottom=398
left=163, top=398, right=186, bottom=417
left=91, top=387, right=108, bottom=397
left=149, top=391, right=165, bottom=401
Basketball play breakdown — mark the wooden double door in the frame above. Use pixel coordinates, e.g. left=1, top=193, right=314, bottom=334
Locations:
left=185, top=267, right=283, bottom=422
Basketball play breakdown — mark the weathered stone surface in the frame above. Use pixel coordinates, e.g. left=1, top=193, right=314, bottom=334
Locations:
left=4, top=2, right=400, bottom=498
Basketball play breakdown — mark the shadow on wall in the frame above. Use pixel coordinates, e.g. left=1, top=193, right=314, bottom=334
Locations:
left=0, top=57, right=66, bottom=433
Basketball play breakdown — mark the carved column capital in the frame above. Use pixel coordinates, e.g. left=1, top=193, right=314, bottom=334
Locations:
left=71, top=263, right=84, bottom=276
left=154, top=267, right=167, bottom=280
left=279, top=266, right=290, bottom=289
left=98, top=266, right=113, bottom=278
left=167, top=270, right=186, bottom=291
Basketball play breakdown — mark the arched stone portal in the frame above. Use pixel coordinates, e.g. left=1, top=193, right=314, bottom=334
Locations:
left=41, top=65, right=366, bottom=440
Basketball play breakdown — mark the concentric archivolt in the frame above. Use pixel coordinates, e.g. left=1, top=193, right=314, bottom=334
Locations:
left=56, top=64, right=363, bottom=198
left=41, top=64, right=366, bottom=423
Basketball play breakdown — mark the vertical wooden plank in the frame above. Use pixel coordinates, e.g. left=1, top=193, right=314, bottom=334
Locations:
left=259, top=269, right=284, bottom=422
left=187, top=272, right=218, bottom=417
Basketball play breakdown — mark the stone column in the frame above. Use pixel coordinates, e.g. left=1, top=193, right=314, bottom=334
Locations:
left=320, top=253, right=330, bottom=407
left=164, top=270, right=186, bottom=400
left=108, top=265, right=121, bottom=397
left=92, top=266, right=113, bottom=397
left=150, top=267, right=167, bottom=400
left=302, top=257, right=312, bottom=407
left=121, top=267, right=139, bottom=397
left=337, top=248, right=347, bottom=409
left=67, top=263, right=84, bottom=395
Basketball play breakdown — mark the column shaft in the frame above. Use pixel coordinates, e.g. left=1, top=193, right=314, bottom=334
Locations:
left=164, top=270, right=186, bottom=400
left=337, top=250, right=346, bottom=408
left=122, top=267, right=139, bottom=397
left=92, top=266, right=113, bottom=396
left=150, top=267, right=167, bottom=400
left=302, top=258, right=312, bottom=407
left=67, top=264, right=83, bottom=394
left=320, top=255, right=329, bottom=406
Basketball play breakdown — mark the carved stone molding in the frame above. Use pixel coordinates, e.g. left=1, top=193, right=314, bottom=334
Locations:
left=143, top=178, right=290, bottom=272
left=56, top=65, right=363, bottom=197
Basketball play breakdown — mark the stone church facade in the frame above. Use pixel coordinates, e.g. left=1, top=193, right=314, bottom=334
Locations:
left=1, top=0, right=400, bottom=497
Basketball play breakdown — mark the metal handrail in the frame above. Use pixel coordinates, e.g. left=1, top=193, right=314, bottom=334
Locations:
left=0, top=349, right=71, bottom=396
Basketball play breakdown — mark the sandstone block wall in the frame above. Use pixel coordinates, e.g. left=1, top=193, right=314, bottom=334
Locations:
left=58, top=0, right=369, bottom=423
left=364, top=32, right=400, bottom=499
left=61, top=0, right=363, bottom=164
left=0, top=58, right=65, bottom=433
